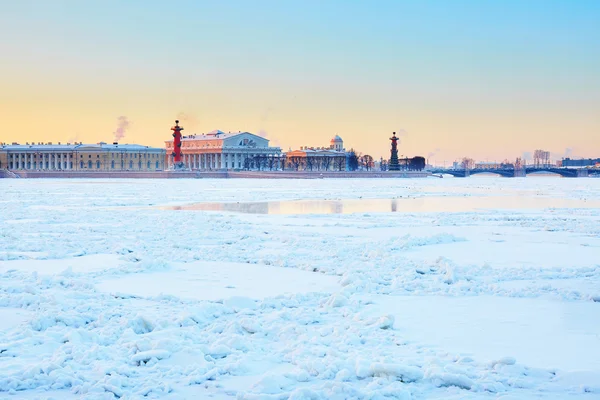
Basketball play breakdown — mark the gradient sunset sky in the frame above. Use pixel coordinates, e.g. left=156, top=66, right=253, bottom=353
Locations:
left=1, top=0, right=598, bottom=163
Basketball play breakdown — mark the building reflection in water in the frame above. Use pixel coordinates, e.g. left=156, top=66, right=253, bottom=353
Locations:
left=159, top=196, right=600, bottom=215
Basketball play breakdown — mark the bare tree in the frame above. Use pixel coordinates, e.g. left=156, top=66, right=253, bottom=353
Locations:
left=322, top=156, right=332, bottom=171
left=533, top=150, right=551, bottom=168
left=514, top=157, right=523, bottom=169
left=361, top=155, right=374, bottom=171
left=334, top=156, right=346, bottom=171
left=267, top=154, right=277, bottom=171
left=460, top=157, right=475, bottom=170
left=305, top=156, right=317, bottom=171
left=380, top=159, right=388, bottom=171
left=289, top=156, right=303, bottom=171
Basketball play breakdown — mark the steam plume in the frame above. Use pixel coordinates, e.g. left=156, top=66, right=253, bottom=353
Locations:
left=176, top=112, right=199, bottom=130
left=113, top=116, right=130, bottom=142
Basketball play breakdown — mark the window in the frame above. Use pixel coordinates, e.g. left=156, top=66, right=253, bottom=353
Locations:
left=88, top=160, right=92, bottom=169
left=96, top=160, right=100, bottom=169
left=129, top=160, right=133, bottom=169
left=155, top=161, right=159, bottom=169
left=80, top=161, right=84, bottom=169
left=147, top=161, right=150, bottom=169
left=111, top=160, right=115, bottom=169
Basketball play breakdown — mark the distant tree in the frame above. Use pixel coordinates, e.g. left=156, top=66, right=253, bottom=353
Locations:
left=289, top=156, right=303, bottom=171
left=267, top=154, right=277, bottom=171
left=279, top=155, right=286, bottom=171
left=305, top=156, right=317, bottom=171
left=533, top=150, right=551, bottom=168
left=514, top=157, right=523, bottom=169
left=460, top=157, right=475, bottom=170
left=361, top=155, right=374, bottom=171
left=334, top=156, right=346, bottom=171
left=380, top=158, right=388, bottom=171
left=322, top=156, right=332, bottom=171
left=348, top=149, right=359, bottom=171
left=243, top=157, right=252, bottom=170
left=409, top=156, right=426, bottom=171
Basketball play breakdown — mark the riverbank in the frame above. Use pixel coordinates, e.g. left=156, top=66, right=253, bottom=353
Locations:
left=2, top=170, right=430, bottom=179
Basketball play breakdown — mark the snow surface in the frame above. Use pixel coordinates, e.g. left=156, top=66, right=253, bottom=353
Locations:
left=1, top=178, right=600, bottom=399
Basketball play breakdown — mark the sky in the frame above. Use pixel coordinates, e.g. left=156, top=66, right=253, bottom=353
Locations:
left=1, top=0, right=599, bottom=163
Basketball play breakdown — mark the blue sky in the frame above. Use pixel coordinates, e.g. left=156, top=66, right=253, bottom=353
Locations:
left=1, top=0, right=599, bottom=161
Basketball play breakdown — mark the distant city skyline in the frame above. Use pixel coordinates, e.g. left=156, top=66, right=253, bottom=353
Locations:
left=1, top=0, right=598, bottom=162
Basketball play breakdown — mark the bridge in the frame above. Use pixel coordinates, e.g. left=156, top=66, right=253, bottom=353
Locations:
left=429, top=167, right=589, bottom=178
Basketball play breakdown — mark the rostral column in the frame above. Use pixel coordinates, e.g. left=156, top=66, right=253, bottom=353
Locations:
left=388, top=132, right=400, bottom=171
left=171, top=120, right=184, bottom=169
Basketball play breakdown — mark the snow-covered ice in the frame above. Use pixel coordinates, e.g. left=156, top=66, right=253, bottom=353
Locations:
left=1, top=177, right=600, bottom=399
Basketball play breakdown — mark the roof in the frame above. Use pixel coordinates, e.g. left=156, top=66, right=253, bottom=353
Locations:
left=331, top=135, right=343, bottom=142
left=179, top=131, right=261, bottom=141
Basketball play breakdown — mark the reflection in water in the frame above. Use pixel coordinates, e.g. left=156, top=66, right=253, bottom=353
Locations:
left=160, top=196, right=600, bottom=215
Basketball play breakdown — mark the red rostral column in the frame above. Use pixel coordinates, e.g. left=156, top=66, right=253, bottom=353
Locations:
left=171, top=120, right=183, bottom=165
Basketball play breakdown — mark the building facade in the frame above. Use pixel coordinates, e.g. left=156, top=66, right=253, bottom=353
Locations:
left=285, top=135, right=347, bottom=171
left=0, top=142, right=166, bottom=171
left=165, top=130, right=282, bottom=170
left=560, top=158, right=600, bottom=168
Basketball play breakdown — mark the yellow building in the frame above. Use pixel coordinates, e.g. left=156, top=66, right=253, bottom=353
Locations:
left=0, top=142, right=166, bottom=171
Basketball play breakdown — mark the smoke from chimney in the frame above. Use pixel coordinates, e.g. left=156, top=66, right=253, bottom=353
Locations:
left=176, top=112, right=199, bottom=130
left=427, top=148, right=441, bottom=159
left=113, top=116, right=130, bottom=142
left=564, top=147, right=573, bottom=158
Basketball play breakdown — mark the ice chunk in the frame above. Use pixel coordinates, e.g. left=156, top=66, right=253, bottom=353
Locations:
left=131, top=349, right=171, bottom=363
left=369, top=363, right=423, bottom=382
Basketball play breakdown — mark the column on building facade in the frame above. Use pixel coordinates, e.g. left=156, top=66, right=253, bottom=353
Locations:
left=53, top=154, right=58, bottom=170
left=17, top=153, right=22, bottom=169
left=66, top=153, right=70, bottom=170
left=60, top=153, right=64, bottom=170
left=194, top=154, right=198, bottom=170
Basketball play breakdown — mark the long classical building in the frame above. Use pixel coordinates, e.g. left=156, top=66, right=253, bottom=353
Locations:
left=285, top=135, right=348, bottom=171
left=165, top=130, right=282, bottom=170
left=0, top=142, right=166, bottom=171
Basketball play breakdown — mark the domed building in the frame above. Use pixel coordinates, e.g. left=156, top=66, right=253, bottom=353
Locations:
left=330, top=135, right=344, bottom=152
left=284, top=135, right=348, bottom=171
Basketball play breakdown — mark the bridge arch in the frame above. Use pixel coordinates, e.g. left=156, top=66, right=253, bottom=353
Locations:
left=525, top=168, right=578, bottom=178
left=469, top=169, right=514, bottom=178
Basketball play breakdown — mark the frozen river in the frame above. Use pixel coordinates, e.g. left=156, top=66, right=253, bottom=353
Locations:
left=1, top=178, right=599, bottom=399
